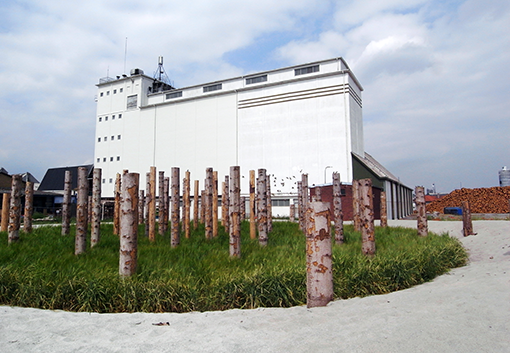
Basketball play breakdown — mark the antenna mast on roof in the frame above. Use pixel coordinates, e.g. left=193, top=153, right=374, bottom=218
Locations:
left=153, top=56, right=173, bottom=86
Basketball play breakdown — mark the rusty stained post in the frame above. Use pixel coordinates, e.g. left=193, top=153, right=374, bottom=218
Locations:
left=163, top=176, right=170, bottom=233
left=113, top=173, right=121, bottom=236
left=145, top=172, right=150, bottom=237
left=158, top=171, right=165, bottom=236
left=62, top=170, right=72, bottom=235
left=380, top=190, right=388, bottom=228
left=170, top=167, right=180, bottom=247
left=212, top=171, right=219, bottom=237
left=91, top=168, right=102, bottom=247
left=257, top=169, right=268, bottom=246
left=184, top=171, right=191, bottom=239
left=332, top=172, right=344, bottom=244
left=204, top=168, right=213, bottom=239
left=75, top=167, right=89, bottom=255
left=1, top=192, right=10, bottom=232
left=119, top=172, right=139, bottom=277
left=306, top=201, right=333, bottom=308
left=23, top=181, right=34, bottom=233
left=8, top=175, right=22, bottom=243
left=267, top=174, right=273, bottom=233
left=229, top=166, right=241, bottom=257
left=200, top=190, right=205, bottom=224
left=249, top=170, right=256, bottom=239
left=138, top=190, right=145, bottom=225
left=222, top=176, right=230, bottom=232
left=301, top=174, right=309, bottom=231
left=352, top=180, right=361, bottom=232
left=462, top=200, right=475, bottom=237
left=359, top=179, right=376, bottom=256
left=297, top=181, right=303, bottom=230
left=193, top=180, right=199, bottom=229
left=148, top=166, right=157, bottom=241
left=415, top=186, right=428, bottom=237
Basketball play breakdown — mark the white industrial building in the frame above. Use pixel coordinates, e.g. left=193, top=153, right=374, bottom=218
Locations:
left=94, top=57, right=412, bottom=219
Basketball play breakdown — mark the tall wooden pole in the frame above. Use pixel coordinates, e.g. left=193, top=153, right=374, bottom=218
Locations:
left=184, top=171, right=191, bottom=239
left=145, top=172, right=150, bottom=237
left=229, top=166, right=241, bottom=257
left=204, top=168, right=213, bottom=239
left=91, top=168, right=101, bottom=247
left=249, top=170, right=256, bottom=239
left=360, top=179, right=376, bottom=256
left=158, top=171, right=165, bottom=236
left=8, top=175, right=22, bottom=244
left=297, top=181, right=303, bottom=230
left=61, top=170, right=72, bottom=235
left=380, top=191, right=388, bottom=227
left=257, top=169, right=268, bottom=246
left=306, top=201, right=333, bottom=308
left=415, top=186, right=428, bottom=237
left=332, top=172, right=344, bottom=244
left=164, top=176, right=170, bottom=233
left=148, top=166, right=156, bottom=241
left=193, top=180, right=199, bottom=229
left=75, top=167, right=88, bottom=255
left=289, top=203, right=295, bottom=223
left=301, top=174, right=309, bottom=232
left=222, top=176, right=230, bottom=231
left=212, top=171, right=218, bottom=237
left=23, top=181, right=34, bottom=233
left=1, top=192, right=10, bottom=232
left=462, top=200, right=474, bottom=237
left=138, top=190, right=145, bottom=225
left=119, top=172, right=139, bottom=277
left=171, top=167, right=180, bottom=247
left=113, top=173, right=121, bottom=235
left=266, top=174, right=273, bottom=233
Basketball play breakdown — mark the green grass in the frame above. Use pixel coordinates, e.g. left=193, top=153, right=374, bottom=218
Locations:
left=0, top=222, right=467, bottom=313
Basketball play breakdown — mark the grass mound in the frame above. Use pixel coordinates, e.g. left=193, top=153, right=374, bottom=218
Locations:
left=0, top=222, right=467, bottom=313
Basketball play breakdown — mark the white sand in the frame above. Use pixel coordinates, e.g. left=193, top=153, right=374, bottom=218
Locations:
left=1, top=220, right=509, bottom=352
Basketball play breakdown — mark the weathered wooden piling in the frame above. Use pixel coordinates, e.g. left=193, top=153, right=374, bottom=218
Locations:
left=222, top=176, right=230, bottom=231
left=8, top=175, right=22, bottom=244
left=113, top=173, right=121, bottom=235
left=119, top=172, right=139, bottom=277
left=415, top=186, right=428, bottom=237
left=193, top=180, right=199, bottom=229
left=23, top=181, right=34, bottom=233
left=91, top=168, right=102, bottom=247
left=145, top=172, right=150, bottom=237
left=229, top=166, right=241, bottom=257
left=306, top=201, right=333, bottom=308
left=380, top=190, right=388, bottom=227
left=148, top=166, right=156, bottom=241
left=249, top=170, right=256, bottom=239
left=462, top=200, right=474, bottom=237
left=158, top=171, right=165, bottom=236
left=75, top=167, right=88, bottom=255
left=1, top=192, right=10, bottom=232
left=184, top=171, right=191, bottom=239
left=171, top=167, right=180, bottom=247
left=359, top=178, right=376, bottom=256
left=61, top=170, right=72, bottom=235
left=332, top=172, right=344, bottom=244
left=138, top=190, right=145, bottom=225
left=289, top=203, right=295, bottom=223
left=352, top=180, right=361, bottom=232
left=267, top=174, right=273, bottom=233
left=212, top=171, right=218, bottom=237
left=204, top=168, right=213, bottom=239
left=257, top=169, right=268, bottom=246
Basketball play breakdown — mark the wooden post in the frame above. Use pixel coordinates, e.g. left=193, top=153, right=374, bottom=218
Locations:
left=289, top=203, right=295, bottom=222
left=212, top=171, right=218, bottom=237
left=1, top=192, right=10, bottom=232
left=91, top=168, right=101, bottom=247
left=75, top=167, right=88, bottom=255
left=359, top=179, right=376, bottom=256
left=164, top=176, right=170, bottom=233
left=301, top=174, right=309, bottom=231
left=332, top=172, right=344, bottom=244
left=380, top=190, right=388, bottom=227
left=353, top=180, right=361, bottom=232
left=23, top=181, right=34, bottom=233
left=119, top=172, right=139, bottom=277
left=249, top=170, right=256, bottom=239
left=222, top=176, right=230, bottom=231
left=240, top=197, right=246, bottom=220
left=145, top=172, right=150, bottom=237
left=415, top=186, right=428, bottom=237
left=138, top=189, right=145, bottom=225
left=184, top=171, right=191, bottom=239
left=193, top=180, right=199, bottom=229
left=171, top=167, right=180, bottom=247
left=297, top=181, right=303, bottom=230
left=148, top=166, right=156, bottom=241
left=229, top=166, right=241, bottom=257
left=204, top=168, right=213, bottom=239
left=462, top=200, right=474, bottom=237
left=267, top=174, right=273, bottom=233
left=8, top=175, right=22, bottom=243
left=62, top=170, right=72, bottom=235
left=113, top=173, right=121, bottom=235
left=158, top=171, right=165, bottom=236
left=257, top=169, right=268, bottom=246
left=306, top=201, right=333, bottom=308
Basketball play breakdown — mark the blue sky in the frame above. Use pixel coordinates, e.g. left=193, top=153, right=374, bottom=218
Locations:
left=1, top=0, right=509, bottom=193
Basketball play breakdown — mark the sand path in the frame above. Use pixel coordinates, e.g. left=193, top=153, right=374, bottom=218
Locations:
left=1, top=220, right=509, bottom=352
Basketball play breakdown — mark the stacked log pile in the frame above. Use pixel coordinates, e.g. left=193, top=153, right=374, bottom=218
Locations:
left=426, top=186, right=510, bottom=214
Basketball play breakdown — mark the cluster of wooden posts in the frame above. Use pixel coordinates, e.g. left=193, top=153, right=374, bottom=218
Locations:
left=1, top=168, right=477, bottom=309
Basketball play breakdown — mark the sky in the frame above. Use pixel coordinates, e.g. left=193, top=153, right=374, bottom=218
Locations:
left=0, top=0, right=509, bottom=194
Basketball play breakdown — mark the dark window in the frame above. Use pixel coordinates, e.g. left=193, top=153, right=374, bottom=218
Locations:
left=99, top=117, right=102, bottom=122
left=102, top=179, right=105, bottom=183
left=117, top=156, right=120, bottom=161
left=110, top=157, right=113, bottom=162
left=119, top=114, right=122, bottom=119
left=272, top=199, right=290, bottom=207
left=295, top=65, right=319, bottom=76
left=96, top=158, right=100, bottom=163
left=246, top=75, right=267, bottom=85
left=111, top=136, right=114, bottom=141
left=203, top=83, right=222, bottom=93
left=109, top=178, right=113, bottom=183
left=117, top=135, right=121, bottom=140
left=98, top=137, right=101, bottom=142
left=127, top=95, right=137, bottom=109
left=105, top=116, right=108, bottom=121
left=103, top=157, right=106, bottom=162
left=107, top=91, right=110, bottom=96
left=120, top=88, right=123, bottom=93
left=166, top=91, right=183, bottom=99
left=112, top=115, right=115, bottom=120
left=113, top=89, right=117, bottom=94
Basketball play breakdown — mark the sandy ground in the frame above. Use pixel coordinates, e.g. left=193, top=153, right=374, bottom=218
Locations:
left=1, top=220, right=509, bottom=352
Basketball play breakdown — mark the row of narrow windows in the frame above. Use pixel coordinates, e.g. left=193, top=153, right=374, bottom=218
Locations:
left=97, top=156, right=121, bottom=163
left=99, top=88, right=123, bottom=97
left=98, top=135, right=121, bottom=142
left=98, top=114, right=122, bottom=122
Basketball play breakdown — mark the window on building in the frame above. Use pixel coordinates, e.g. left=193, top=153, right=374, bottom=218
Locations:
left=105, top=116, right=108, bottom=121
left=166, top=91, right=183, bottom=99
left=117, top=135, right=121, bottom=140
left=272, top=199, right=290, bottom=207
left=109, top=178, right=113, bottom=183
left=246, top=75, right=267, bottom=85
left=99, top=117, right=102, bottom=122
left=117, top=156, right=120, bottom=161
left=127, top=95, right=138, bottom=109
left=118, top=114, right=122, bottom=119
left=96, top=158, right=100, bottom=163
left=100, top=92, right=104, bottom=97
left=102, top=179, right=106, bottom=183
left=111, top=136, right=114, bottom=141
left=107, top=91, right=110, bottom=95
left=295, top=65, right=319, bottom=76
left=98, top=137, right=101, bottom=142
left=103, top=157, right=106, bottom=162
left=203, top=83, right=222, bottom=93
left=110, top=157, right=113, bottom=162
left=120, top=88, right=123, bottom=93
left=104, top=136, right=107, bottom=141
left=113, top=89, right=117, bottom=94
left=112, top=115, right=115, bottom=120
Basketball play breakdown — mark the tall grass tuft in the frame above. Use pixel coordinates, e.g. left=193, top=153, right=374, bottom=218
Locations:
left=0, top=222, right=467, bottom=313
